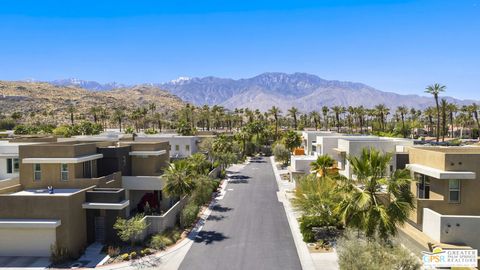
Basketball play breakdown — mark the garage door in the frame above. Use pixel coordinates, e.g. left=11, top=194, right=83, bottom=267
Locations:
left=0, top=220, right=59, bottom=257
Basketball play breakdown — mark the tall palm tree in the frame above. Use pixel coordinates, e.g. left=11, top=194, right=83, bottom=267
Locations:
left=337, top=148, right=415, bottom=240
left=268, top=106, right=282, bottom=139
left=374, top=104, right=389, bottom=132
left=470, top=103, right=480, bottom=137
left=425, top=83, right=446, bottom=142
left=322, top=106, right=329, bottom=131
left=440, top=99, right=448, bottom=141
left=332, top=106, right=345, bottom=132
left=89, top=106, right=100, bottom=123
left=67, top=105, right=76, bottom=126
left=447, top=103, right=458, bottom=138
left=112, top=107, right=126, bottom=132
left=288, top=107, right=299, bottom=130
left=149, top=103, right=157, bottom=131
left=396, top=106, right=408, bottom=138
left=424, top=107, right=435, bottom=136
left=309, top=111, right=320, bottom=130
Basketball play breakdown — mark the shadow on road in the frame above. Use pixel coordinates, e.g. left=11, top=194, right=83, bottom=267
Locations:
left=212, top=205, right=233, bottom=212
left=193, top=230, right=229, bottom=245
left=228, top=174, right=250, bottom=184
left=207, top=214, right=226, bottom=221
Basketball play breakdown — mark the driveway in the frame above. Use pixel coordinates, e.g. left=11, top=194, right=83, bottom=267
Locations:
left=0, top=256, right=49, bottom=269
left=179, top=157, right=302, bottom=270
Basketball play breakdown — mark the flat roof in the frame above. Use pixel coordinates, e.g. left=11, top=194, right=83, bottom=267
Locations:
left=22, top=153, right=103, bottom=164
left=410, top=146, right=480, bottom=154
left=406, top=164, right=476, bottom=180
left=11, top=188, right=81, bottom=196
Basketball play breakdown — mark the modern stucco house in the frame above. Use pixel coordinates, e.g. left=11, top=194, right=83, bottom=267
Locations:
left=405, top=146, right=480, bottom=250
left=0, top=139, right=174, bottom=258
left=135, top=134, right=199, bottom=159
left=300, top=131, right=338, bottom=156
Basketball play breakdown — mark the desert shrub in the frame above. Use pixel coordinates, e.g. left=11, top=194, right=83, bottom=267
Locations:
left=50, top=244, right=70, bottom=264
left=337, top=229, right=421, bottom=270
left=191, top=176, right=215, bottom=206
left=124, top=126, right=134, bottom=134
left=129, top=251, right=137, bottom=259
left=164, top=227, right=183, bottom=243
left=273, top=143, right=290, bottom=165
left=0, top=119, right=16, bottom=130
left=144, top=128, right=157, bottom=134
left=113, top=214, right=148, bottom=246
left=141, top=248, right=152, bottom=256
left=120, top=253, right=130, bottom=261
left=180, top=202, right=200, bottom=228
left=149, top=234, right=174, bottom=250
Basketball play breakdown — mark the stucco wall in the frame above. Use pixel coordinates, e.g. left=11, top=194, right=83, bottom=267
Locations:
left=422, top=208, right=480, bottom=250
left=0, top=189, right=90, bottom=258
left=140, top=198, right=186, bottom=239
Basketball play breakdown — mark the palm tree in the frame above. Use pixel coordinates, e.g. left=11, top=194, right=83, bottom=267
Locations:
left=149, top=103, right=157, bottom=131
left=112, top=108, right=126, bottom=132
left=447, top=103, right=458, bottom=138
left=396, top=106, right=408, bottom=138
left=374, top=104, right=389, bottom=132
left=288, top=107, right=299, bottom=130
left=424, top=107, right=435, bottom=136
left=310, top=155, right=335, bottom=177
left=440, top=99, right=448, bottom=141
left=332, top=106, right=345, bottom=132
left=67, top=105, right=76, bottom=126
left=163, top=160, right=196, bottom=197
left=322, top=106, right=329, bottom=130
left=337, top=148, right=415, bottom=240
left=470, top=103, right=480, bottom=138
left=268, top=106, right=282, bottom=139
left=89, top=106, right=100, bottom=123
left=425, top=83, right=446, bottom=142
left=309, top=111, right=320, bottom=130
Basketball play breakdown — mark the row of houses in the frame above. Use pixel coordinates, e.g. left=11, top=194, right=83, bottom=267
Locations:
left=0, top=133, right=200, bottom=257
left=292, top=131, right=480, bottom=253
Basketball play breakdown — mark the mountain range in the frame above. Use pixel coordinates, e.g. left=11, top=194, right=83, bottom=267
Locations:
left=44, top=72, right=479, bottom=112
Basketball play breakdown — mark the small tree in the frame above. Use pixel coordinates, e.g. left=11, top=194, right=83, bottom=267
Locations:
left=282, top=130, right=302, bottom=152
left=273, top=143, right=290, bottom=166
left=114, top=214, right=148, bottom=246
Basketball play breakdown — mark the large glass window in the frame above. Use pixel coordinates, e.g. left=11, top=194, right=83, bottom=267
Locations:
left=34, top=164, right=41, bottom=181
left=61, top=163, right=69, bottom=181
left=415, top=173, right=430, bottom=199
left=449, top=179, right=460, bottom=203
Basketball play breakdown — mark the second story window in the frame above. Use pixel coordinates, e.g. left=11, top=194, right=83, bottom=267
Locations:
left=34, top=163, right=41, bottom=181
left=175, top=145, right=179, bottom=151
left=449, top=179, right=460, bottom=203
left=185, top=144, right=190, bottom=152
left=61, top=163, right=68, bottom=181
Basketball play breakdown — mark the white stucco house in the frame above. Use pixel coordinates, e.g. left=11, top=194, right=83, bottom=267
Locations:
left=135, top=134, right=199, bottom=158
left=301, top=131, right=338, bottom=156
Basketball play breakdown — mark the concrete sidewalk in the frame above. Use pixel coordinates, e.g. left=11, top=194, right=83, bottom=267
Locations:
left=270, top=156, right=339, bottom=270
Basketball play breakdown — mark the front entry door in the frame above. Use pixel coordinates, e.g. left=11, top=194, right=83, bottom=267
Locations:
left=94, top=216, right=106, bottom=243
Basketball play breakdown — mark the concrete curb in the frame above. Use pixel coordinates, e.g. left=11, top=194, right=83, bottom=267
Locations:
left=270, top=156, right=316, bottom=270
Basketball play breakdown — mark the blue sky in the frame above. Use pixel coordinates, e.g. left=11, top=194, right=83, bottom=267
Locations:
left=0, top=0, right=479, bottom=99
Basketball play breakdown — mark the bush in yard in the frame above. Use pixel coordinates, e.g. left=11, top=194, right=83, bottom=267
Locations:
left=129, top=251, right=137, bottom=259
left=272, top=143, right=290, bottom=166
left=113, top=214, right=148, bottom=246
left=164, top=227, right=183, bottom=243
left=120, top=253, right=130, bottom=261
left=337, top=229, right=421, bottom=270
left=191, top=176, right=216, bottom=206
left=180, top=202, right=200, bottom=228
left=149, top=234, right=174, bottom=250
left=50, top=244, right=70, bottom=264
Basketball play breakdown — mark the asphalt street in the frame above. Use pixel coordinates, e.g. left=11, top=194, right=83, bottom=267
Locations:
left=179, top=157, right=302, bottom=270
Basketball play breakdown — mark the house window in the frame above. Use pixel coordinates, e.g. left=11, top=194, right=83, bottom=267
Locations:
left=185, top=144, right=190, bottom=152
left=61, top=163, right=68, bottom=181
left=175, top=145, right=179, bottom=151
left=13, top=158, right=19, bottom=173
left=6, top=158, right=19, bottom=174
left=415, top=173, right=430, bottom=199
left=6, top=158, right=12, bottom=174
left=34, top=164, right=41, bottom=181
left=449, top=179, right=460, bottom=203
